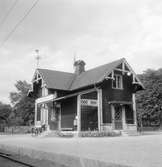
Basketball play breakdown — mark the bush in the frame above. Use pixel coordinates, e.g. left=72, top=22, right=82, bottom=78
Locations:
left=78, top=131, right=121, bottom=137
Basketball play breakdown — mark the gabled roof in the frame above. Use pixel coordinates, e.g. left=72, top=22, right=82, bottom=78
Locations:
left=70, top=58, right=123, bottom=90
left=37, top=69, right=75, bottom=90
left=34, top=58, right=144, bottom=91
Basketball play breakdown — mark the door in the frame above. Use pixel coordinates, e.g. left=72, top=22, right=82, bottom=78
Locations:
left=81, top=106, right=98, bottom=131
left=114, top=105, right=123, bottom=130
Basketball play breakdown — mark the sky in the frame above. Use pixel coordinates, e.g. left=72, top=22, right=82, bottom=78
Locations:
left=0, top=0, right=162, bottom=104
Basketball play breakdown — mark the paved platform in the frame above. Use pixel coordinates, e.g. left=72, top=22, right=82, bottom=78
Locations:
left=0, top=134, right=162, bottom=167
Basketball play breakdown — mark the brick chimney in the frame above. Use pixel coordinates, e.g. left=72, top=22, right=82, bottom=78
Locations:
left=74, top=60, right=86, bottom=75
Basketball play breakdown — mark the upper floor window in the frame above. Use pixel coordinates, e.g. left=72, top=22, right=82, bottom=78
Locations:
left=42, top=86, right=48, bottom=96
left=112, top=74, right=123, bottom=89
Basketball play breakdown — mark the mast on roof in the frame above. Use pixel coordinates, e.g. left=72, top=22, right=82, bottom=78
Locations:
left=35, top=49, right=41, bottom=69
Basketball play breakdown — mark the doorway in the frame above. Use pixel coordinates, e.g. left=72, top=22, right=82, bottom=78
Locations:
left=114, top=105, right=123, bottom=130
left=81, top=106, right=98, bottom=131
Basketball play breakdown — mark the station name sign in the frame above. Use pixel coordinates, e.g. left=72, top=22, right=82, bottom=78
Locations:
left=81, top=99, right=98, bottom=107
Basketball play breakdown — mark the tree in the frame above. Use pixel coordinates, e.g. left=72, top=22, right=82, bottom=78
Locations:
left=0, top=102, right=12, bottom=131
left=136, top=68, right=162, bottom=127
left=9, top=80, right=35, bottom=126
left=0, top=102, right=12, bottom=123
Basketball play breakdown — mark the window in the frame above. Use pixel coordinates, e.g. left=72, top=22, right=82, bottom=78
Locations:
left=42, top=86, right=48, bottom=96
left=112, top=74, right=123, bottom=89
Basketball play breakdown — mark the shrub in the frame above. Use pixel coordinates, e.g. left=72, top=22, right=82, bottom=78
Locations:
left=78, top=131, right=121, bottom=137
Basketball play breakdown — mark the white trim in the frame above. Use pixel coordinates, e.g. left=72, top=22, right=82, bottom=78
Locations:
left=112, top=70, right=114, bottom=80
left=40, top=107, right=43, bottom=124
left=114, top=68, right=130, bottom=73
left=132, top=93, right=137, bottom=125
left=100, top=89, right=103, bottom=126
left=32, top=70, right=43, bottom=83
left=40, top=104, right=48, bottom=126
left=111, top=105, right=115, bottom=129
left=122, top=105, right=126, bottom=130
left=123, top=59, right=144, bottom=88
left=97, top=89, right=102, bottom=131
left=46, top=106, right=48, bottom=126
left=41, top=86, right=48, bottom=97
left=52, top=88, right=97, bottom=102
left=41, top=80, right=47, bottom=88
left=36, top=94, right=56, bottom=104
left=59, top=104, right=61, bottom=131
left=112, top=74, right=123, bottom=89
left=77, top=88, right=97, bottom=96
left=105, top=71, right=115, bottom=80
left=77, top=95, right=81, bottom=132
left=103, top=59, right=144, bottom=89
left=35, top=102, right=37, bottom=126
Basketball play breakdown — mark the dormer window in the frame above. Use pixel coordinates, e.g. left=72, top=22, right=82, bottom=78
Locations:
left=112, top=74, right=123, bottom=89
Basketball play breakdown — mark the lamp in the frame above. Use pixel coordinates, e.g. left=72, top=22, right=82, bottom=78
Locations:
left=127, top=72, right=131, bottom=76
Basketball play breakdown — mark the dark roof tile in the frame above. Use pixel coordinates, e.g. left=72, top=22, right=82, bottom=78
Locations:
left=37, top=69, right=75, bottom=90
left=37, top=58, right=124, bottom=91
left=70, top=58, right=123, bottom=90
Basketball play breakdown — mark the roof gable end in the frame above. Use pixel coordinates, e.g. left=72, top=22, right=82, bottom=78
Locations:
left=31, top=58, right=144, bottom=91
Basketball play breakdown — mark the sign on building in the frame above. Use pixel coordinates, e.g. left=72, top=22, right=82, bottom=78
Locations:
left=81, top=99, right=98, bottom=107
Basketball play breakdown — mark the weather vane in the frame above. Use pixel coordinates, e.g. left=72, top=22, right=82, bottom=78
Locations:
left=35, top=49, right=41, bottom=68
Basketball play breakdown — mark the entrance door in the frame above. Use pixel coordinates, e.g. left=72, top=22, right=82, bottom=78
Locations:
left=81, top=106, right=98, bottom=131
left=114, top=105, right=123, bottom=130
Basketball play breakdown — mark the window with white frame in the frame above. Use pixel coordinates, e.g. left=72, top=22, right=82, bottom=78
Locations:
left=112, top=74, right=123, bottom=89
left=42, top=86, right=48, bottom=96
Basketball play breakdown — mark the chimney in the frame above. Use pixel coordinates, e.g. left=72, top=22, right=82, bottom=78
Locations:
left=74, top=60, right=86, bottom=75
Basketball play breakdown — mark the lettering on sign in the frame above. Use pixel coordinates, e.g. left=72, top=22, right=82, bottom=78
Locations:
left=81, top=99, right=98, bottom=106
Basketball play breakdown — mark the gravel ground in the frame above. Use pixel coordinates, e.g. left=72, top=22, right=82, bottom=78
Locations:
left=0, top=134, right=162, bottom=167
left=0, top=156, right=27, bottom=167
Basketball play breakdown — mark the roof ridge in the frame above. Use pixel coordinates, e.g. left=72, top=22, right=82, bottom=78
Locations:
left=85, top=58, right=125, bottom=73
left=36, top=58, right=129, bottom=91
left=37, top=58, right=125, bottom=75
left=37, top=68, right=74, bottom=75
left=69, top=58, right=125, bottom=90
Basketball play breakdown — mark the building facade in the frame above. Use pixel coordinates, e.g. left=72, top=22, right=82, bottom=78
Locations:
left=28, top=58, right=144, bottom=133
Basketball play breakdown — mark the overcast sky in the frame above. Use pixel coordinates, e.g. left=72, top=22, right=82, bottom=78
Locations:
left=0, top=0, right=162, bottom=104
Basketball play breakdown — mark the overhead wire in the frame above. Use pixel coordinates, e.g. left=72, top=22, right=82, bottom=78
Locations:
left=0, top=0, right=40, bottom=48
left=0, top=0, right=19, bottom=28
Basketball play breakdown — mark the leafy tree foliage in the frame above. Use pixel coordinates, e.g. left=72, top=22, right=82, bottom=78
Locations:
left=0, top=102, right=12, bottom=124
left=9, top=81, right=35, bottom=126
left=136, top=68, right=162, bottom=127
